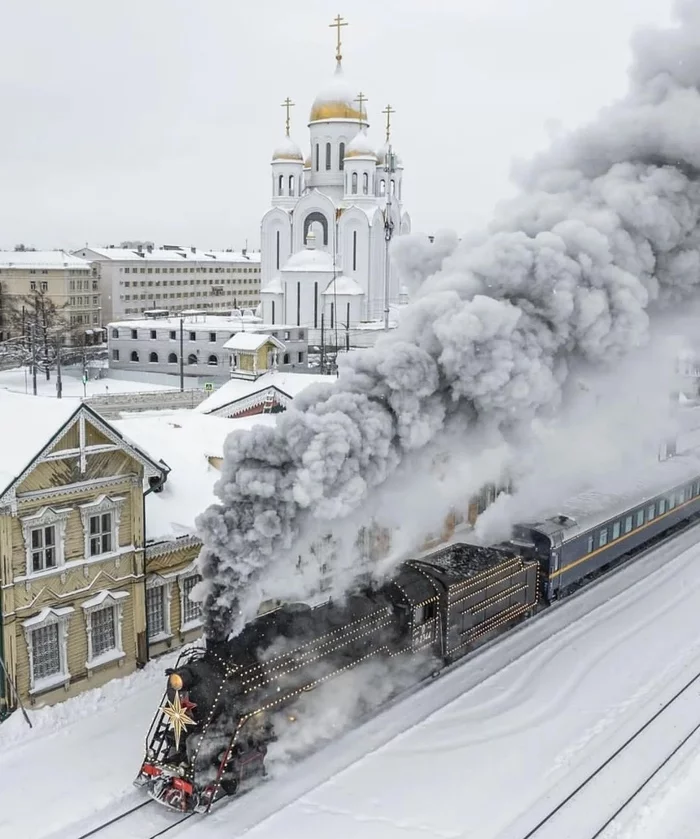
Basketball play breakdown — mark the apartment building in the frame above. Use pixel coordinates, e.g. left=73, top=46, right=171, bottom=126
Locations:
left=0, top=251, right=102, bottom=342
left=73, top=245, right=262, bottom=324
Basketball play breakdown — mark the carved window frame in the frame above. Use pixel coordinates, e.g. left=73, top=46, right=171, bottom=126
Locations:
left=81, top=590, right=129, bottom=671
left=178, top=569, right=203, bottom=633
left=22, top=606, right=74, bottom=694
left=78, top=495, right=126, bottom=560
left=146, top=573, right=173, bottom=642
left=20, top=506, right=72, bottom=577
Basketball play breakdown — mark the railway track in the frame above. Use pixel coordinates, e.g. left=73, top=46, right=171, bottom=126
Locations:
left=519, top=664, right=700, bottom=839
left=69, top=799, right=192, bottom=839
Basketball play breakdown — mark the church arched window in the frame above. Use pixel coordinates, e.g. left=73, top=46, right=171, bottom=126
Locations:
left=276, top=230, right=280, bottom=271
left=339, top=142, right=345, bottom=171
left=315, top=143, right=320, bottom=171
left=278, top=174, right=284, bottom=195
left=325, top=143, right=331, bottom=171
left=379, top=179, right=386, bottom=196
left=391, top=179, right=396, bottom=196
left=303, top=212, right=329, bottom=245
left=351, top=172, right=358, bottom=194
left=289, top=175, right=295, bottom=196
left=362, top=172, right=369, bottom=195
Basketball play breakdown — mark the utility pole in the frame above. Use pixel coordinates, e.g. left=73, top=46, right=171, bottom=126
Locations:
left=382, top=104, right=396, bottom=332
left=320, top=313, right=325, bottom=374
left=56, top=343, right=62, bottom=399
left=179, top=317, right=184, bottom=392
left=30, top=322, right=37, bottom=396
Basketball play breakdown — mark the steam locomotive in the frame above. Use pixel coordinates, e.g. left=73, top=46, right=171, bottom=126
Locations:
left=136, top=451, right=700, bottom=813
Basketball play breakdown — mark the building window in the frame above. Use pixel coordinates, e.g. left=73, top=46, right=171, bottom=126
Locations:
left=351, top=172, right=358, bottom=194
left=207, top=354, right=218, bottom=365
left=30, top=281, right=36, bottom=291
left=21, top=506, right=71, bottom=576
left=112, top=349, right=120, bottom=361
left=111, top=328, right=118, bottom=339
left=79, top=496, right=124, bottom=559
left=315, top=143, right=319, bottom=171
left=130, top=350, right=139, bottom=362
left=352, top=231, right=357, bottom=271
left=22, top=606, right=73, bottom=694
left=276, top=230, right=280, bottom=271
left=169, top=330, right=176, bottom=340
left=168, top=352, right=177, bottom=363
left=209, top=332, right=216, bottom=342
left=325, top=142, right=331, bottom=170
left=339, top=141, right=345, bottom=170
left=149, top=351, right=158, bottom=363
left=363, top=172, right=369, bottom=194
left=131, top=329, right=137, bottom=339
left=146, top=576, right=171, bottom=640
left=298, top=351, right=304, bottom=363
left=289, top=174, right=295, bottom=196
left=278, top=174, right=284, bottom=195
left=189, top=331, right=196, bottom=341
left=187, top=353, right=197, bottom=365
left=379, top=179, right=386, bottom=196
left=180, top=573, right=202, bottom=628
left=82, top=590, right=128, bottom=668
left=150, top=330, right=156, bottom=339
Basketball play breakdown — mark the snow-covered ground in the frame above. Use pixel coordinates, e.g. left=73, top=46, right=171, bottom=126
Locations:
left=0, top=366, right=175, bottom=399
left=4, top=525, right=700, bottom=839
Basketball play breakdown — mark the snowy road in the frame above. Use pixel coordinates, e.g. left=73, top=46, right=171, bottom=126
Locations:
left=4, top=526, right=700, bottom=839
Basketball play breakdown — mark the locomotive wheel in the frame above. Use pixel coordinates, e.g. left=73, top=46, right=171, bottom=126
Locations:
left=221, top=777, right=239, bottom=796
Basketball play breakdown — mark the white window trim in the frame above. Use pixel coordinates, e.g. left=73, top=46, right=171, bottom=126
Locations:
left=78, top=495, right=126, bottom=560
left=22, top=606, right=74, bottom=695
left=81, top=590, right=129, bottom=671
left=146, top=574, right=173, bottom=642
left=20, top=506, right=72, bottom=577
left=178, top=570, right=203, bottom=633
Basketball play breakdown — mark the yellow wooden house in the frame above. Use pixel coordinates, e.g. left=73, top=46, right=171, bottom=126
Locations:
left=0, top=392, right=168, bottom=714
left=222, top=332, right=286, bottom=380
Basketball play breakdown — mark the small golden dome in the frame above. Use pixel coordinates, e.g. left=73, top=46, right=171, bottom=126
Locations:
left=309, top=63, right=365, bottom=124
left=344, top=129, right=377, bottom=160
left=304, top=156, right=311, bottom=169
left=272, top=135, right=303, bottom=162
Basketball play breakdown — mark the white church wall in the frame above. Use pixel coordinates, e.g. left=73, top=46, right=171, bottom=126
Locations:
left=338, top=209, right=371, bottom=302
left=261, top=208, right=292, bottom=284
left=291, top=191, right=337, bottom=255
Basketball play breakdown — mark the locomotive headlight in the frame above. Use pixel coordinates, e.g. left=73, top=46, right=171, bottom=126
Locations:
left=169, top=673, right=184, bottom=691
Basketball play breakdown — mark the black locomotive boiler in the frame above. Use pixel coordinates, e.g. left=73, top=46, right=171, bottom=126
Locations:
left=136, top=543, right=539, bottom=812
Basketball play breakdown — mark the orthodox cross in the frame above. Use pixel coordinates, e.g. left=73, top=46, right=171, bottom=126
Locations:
left=281, top=97, right=295, bottom=136
left=355, top=91, right=368, bottom=121
left=382, top=104, right=395, bottom=143
left=329, top=14, right=348, bottom=63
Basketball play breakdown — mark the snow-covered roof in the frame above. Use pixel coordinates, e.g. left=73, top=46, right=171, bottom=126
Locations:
left=223, top=332, right=284, bottom=352
left=272, top=135, right=303, bottom=162
left=74, top=247, right=260, bottom=264
left=112, top=411, right=277, bottom=542
left=196, top=370, right=335, bottom=415
left=0, top=251, right=91, bottom=271
left=0, top=391, right=79, bottom=497
left=108, top=312, right=262, bottom=331
left=345, top=129, right=377, bottom=160
left=322, top=275, right=364, bottom=296
left=260, top=277, right=284, bottom=294
left=283, top=247, right=335, bottom=272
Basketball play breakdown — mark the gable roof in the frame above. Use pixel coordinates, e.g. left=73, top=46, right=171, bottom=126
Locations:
left=0, top=390, right=167, bottom=508
left=222, top=332, right=286, bottom=352
left=196, top=370, right=334, bottom=416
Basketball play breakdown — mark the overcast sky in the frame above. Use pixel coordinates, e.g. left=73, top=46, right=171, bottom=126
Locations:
left=0, top=0, right=674, bottom=252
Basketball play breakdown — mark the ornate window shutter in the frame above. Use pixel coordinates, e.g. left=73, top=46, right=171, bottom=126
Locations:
left=20, top=506, right=72, bottom=576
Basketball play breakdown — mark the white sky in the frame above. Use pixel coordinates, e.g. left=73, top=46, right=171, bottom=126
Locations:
left=0, top=0, right=674, bottom=252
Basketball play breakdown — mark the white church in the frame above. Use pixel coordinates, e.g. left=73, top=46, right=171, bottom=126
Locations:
left=259, top=17, right=411, bottom=337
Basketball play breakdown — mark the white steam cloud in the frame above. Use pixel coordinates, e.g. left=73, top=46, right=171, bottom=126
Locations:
left=196, top=3, right=700, bottom=640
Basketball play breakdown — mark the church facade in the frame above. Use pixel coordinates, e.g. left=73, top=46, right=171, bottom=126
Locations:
left=259, top=21, right=411, bottom=334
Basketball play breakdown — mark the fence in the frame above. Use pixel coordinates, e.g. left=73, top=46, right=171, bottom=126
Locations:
left=83, top=388, right=209, bottom=418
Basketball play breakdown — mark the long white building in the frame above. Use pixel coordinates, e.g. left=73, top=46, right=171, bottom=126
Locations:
left=73, top=245, right=261, bottom=323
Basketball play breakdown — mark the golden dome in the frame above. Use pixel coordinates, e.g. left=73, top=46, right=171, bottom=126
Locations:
left=272, top=135, right=303, bottom=162
left=304, top=156, right=311, bottom=169
left=309, top=63, right=365, bottom=124
left=344, top=129, right=377, bottom=160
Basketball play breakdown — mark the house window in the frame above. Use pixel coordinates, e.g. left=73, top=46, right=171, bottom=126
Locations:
left=189, top=331, right=196, bottom=341
left=31, top=526, right=57, bottom=572
left=168, top=352, right=177, bottom=363
left=130, top=350, right=139, bottom=362
left=180, top=573, right=202, bottom=627
left=131, top=329, right=137, bottom=339
left=146, top=578, right=170, bottom=639
left=22, top=606, right=73, bottom=693
left=150, top=330, right=156, bottom=339
left=209, top=332, right=216, bottom=342
left=298, top=351, right=304, bottom=363
left=111, top=328, right=119, bottom=339
left=207, top=354, right=218, bottom=365
left=21, top=507, right=71, bottom=576
left=79, top=496, right=124, bottom=559
left=187, top=353, right=197, bottom=365
left=112, top=349, right=119, bottom=361
left=149, top=351, right=158, bottom=363
left=82, top=591, right=128, bottom=667
left=169, top=330, right=176, bottom=340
